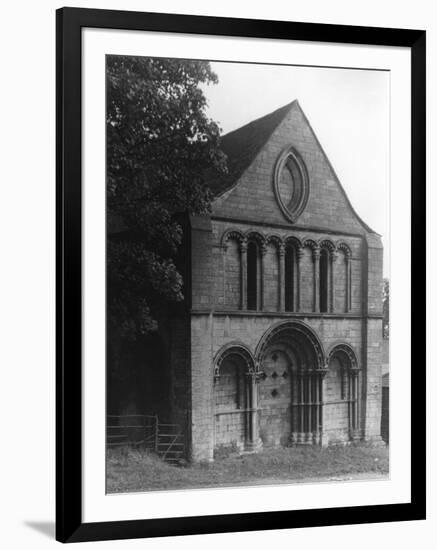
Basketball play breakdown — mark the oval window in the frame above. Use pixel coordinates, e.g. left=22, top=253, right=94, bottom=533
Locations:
left=274, top=147, right=309, bottom=223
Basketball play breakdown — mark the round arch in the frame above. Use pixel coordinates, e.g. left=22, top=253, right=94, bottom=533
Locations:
left=326, top=342, right=361, bottom=440
left=319, top=239, right=336, bottom=254
left=245, top=231, right=266, bottom=246
left=302, top=237, right=319, bottom=251
left=336, top=241, right=352, bottom=259
left=284, top=235, right=303, bottom=250
left=266, top=234, right=283, bottom=249
left=255, top=320, right=325, bottom=370
left=255, top=321, right=326, bottom=447
left=221, top=228, right=244, bottom=248
left=213, top=342, right=256, bottom=379
left=327, top=342, right=359, bottom=370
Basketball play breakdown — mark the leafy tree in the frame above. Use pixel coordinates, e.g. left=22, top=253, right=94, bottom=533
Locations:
left=107, top=56, right=226, bottom=340
left=382, top=278, right=389, bottom=339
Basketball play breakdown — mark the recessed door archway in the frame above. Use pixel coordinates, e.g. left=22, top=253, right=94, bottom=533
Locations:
left=256, top=321, right=327, bottom=446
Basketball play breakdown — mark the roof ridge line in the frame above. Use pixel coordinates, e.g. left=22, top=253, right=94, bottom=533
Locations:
left=212, top=100, right=297, bottom=200
left=221, top=99, right=297, bottom=139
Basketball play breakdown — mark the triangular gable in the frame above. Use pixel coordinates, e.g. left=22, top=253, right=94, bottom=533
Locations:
left=209, top=101, right=296, bottom=198
left=211, top=100, right=375, bottom=235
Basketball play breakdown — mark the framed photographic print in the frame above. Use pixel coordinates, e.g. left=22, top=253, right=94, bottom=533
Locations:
left=56, top=7, right=426, bottom=543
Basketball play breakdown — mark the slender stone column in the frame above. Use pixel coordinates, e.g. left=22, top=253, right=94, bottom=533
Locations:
left=318, top=367, right=329, bottom=446
left=290, top=373, right=297, bottom=445
left=296, top=247, right=303, bottom=312
left=279, top=243, right=285, bottom=312
left=245, top=372, right=251, bottom=443
left=318, top=374, right=323, bottom=445
left=299, top=371, right=304, bottom=443
left=222, top=245, right=227, bottom=305
left=351, top=370, right=360, bottom=439
left=314, top=373, right=320, bottom=444
left=307, top=373, right=312, bottom=443
left=246, top=372, right=260, bottom=449
left=348, top=372, right=352, bottom=435
left=260, top=243, right=267, bottom=311
left=312, top=247, right=320, bottom=313
left=330, top=251, right=338, bottom=313
left=240, top=238, right=247, bottom=310
left=251, top=373, right=258, bottom=446
left=346, top=254, right=352, bottom=312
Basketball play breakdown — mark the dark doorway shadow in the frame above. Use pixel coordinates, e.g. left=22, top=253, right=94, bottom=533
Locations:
left=24, top=521, right=55, bottom=539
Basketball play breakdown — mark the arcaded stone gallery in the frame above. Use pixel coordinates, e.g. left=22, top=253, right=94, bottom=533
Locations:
left=159, top=100, right=384, bottom=462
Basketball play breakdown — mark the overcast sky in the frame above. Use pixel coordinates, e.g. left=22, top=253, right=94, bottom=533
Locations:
left=201, top=62, right=390, bottom=276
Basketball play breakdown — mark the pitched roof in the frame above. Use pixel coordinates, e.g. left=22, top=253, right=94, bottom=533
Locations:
left=209, top=99, right=377, bottom=235
left=209, top=101, right=296, bottom=198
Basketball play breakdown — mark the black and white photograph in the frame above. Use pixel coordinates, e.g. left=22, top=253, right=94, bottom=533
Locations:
left=106, top=55, right=390, bottom=493
left=0, top=0, right=430, bottom=547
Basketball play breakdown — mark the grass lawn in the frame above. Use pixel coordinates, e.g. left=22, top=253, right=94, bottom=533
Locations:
left=106, top=443, right=389, bottom=493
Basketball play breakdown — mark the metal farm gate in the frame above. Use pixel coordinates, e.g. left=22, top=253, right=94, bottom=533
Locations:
left=106, top=414, right=186, bottom=464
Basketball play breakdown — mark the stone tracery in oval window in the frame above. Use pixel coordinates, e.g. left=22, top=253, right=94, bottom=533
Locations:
left=274, top=146, right=310, bottom=223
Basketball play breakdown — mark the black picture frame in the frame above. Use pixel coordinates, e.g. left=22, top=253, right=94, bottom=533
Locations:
left=56, top=7, right=426, bottom=543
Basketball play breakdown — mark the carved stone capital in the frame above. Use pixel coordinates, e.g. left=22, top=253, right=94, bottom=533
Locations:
left=315, top=366, right=329, bottom=378
left=253, top=371, right=264, bottom=383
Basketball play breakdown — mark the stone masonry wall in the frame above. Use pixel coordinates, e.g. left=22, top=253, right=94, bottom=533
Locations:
left=208, top=219, right=363, bottom=315
left=212, top=101, right=369, bottom=235
left=214, top=356, right=247, bottom=449
left=190, top=313, right=215, bottom=461
left=324, top=356, right=350, bottom=442
left=190, top=215, right=214, bottom=311
left=361, top=234, right=384, bottom=441
left=190, top=313, right=365, bottom=459
left=186, top=219, right=382, bottom=460
left=182, top=101, right=384, bottom=461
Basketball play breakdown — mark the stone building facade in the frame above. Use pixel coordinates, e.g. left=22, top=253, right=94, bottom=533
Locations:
left=167, top=100, right=384, bottom=462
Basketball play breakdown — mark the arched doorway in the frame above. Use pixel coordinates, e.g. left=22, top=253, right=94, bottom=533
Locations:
left=256, top=321, right=326, bottom=446
left=327, top=344, right=360, bottom=442
left=213, top=344, right=257, bottom=451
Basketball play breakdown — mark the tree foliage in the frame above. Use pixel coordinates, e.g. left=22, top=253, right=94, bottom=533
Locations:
left=107, top=56, right=226, bottom=338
